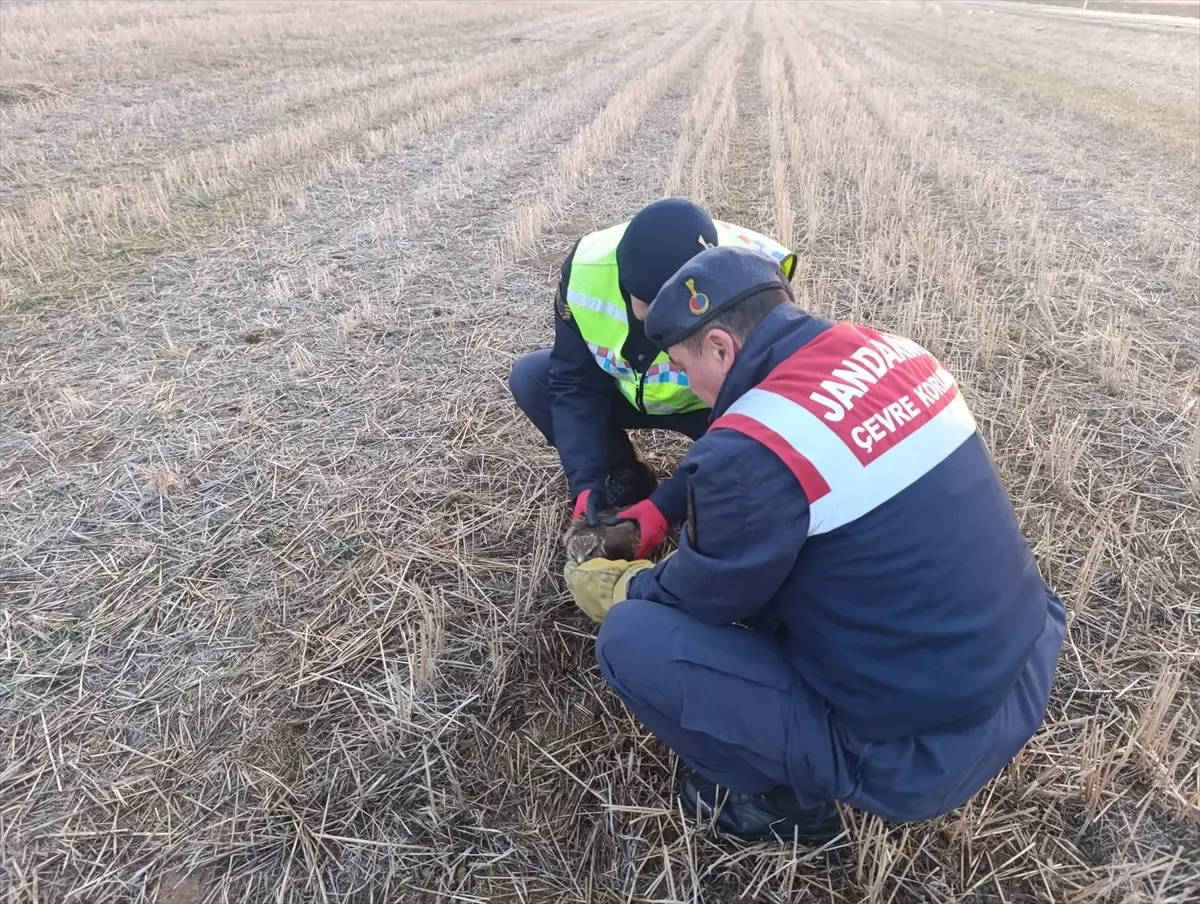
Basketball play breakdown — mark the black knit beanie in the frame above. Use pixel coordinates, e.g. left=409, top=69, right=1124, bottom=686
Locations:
left=615, top=198, right=718, bottom=303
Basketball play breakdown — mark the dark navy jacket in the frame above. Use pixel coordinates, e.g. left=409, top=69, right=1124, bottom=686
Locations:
left=628, top=304, right=1057, bottom=746
left=548, top=244, right=694, bottom=520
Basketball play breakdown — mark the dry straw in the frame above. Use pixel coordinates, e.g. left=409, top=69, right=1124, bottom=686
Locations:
left=2, top=1, right=1198, bottom=902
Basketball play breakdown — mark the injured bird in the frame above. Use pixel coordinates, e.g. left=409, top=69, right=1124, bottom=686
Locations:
left=562, top=492, right=641, bottom=564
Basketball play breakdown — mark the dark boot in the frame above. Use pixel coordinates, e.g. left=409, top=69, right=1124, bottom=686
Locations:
left=605, top=455, right=658, bottom=510
left=678, top=772, right=843, bottom=845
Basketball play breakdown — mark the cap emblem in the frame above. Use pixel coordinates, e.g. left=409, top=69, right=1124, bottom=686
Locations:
left=685, top=278, right=710, bottom=316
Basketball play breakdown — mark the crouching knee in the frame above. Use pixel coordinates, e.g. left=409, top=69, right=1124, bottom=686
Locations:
left=596, top=599, right=675, bottom=688
left=508, top=349, right=550, bottom=412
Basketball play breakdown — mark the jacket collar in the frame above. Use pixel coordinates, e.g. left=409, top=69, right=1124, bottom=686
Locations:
left=710, top=304, right=832, bottom=420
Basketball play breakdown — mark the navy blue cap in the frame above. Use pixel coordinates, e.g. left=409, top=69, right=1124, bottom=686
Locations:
left=645, top=245, right=792, bottom=347
left=615, top=198, right=718, bottom=302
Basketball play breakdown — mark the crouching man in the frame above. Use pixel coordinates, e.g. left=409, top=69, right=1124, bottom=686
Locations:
left=563, top=246, right=1066, bottom=844
left=509, top=198, right=794, bottom=558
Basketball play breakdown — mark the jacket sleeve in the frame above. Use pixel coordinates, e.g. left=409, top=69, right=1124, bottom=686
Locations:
left=627, top=430, right=811, bottom=625
left=648, top=470, right=688, bottom=525
left=548, top=244, right=613, bottom=501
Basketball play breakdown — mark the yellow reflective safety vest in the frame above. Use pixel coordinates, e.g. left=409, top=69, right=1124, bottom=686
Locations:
left=564, top=219, right=796, bottom=415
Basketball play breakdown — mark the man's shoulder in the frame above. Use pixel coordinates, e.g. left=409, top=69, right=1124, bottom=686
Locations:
left=684, top=423, right=796, bottom=485
left=559, top=238, right=581, bottom=284
left=555, top=239, right=582, bottom=323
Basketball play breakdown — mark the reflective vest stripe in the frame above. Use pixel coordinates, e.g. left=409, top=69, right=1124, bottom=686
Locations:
left=566, top=288, right=625, bottom=322
left=712, top=324, right=978, bottom=535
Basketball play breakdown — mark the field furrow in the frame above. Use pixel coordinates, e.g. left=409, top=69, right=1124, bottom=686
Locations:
left=0, top=11, right=575, bottom=202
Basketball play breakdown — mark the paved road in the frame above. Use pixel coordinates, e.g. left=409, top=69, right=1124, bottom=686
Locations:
left=961, top=0, right=1200, bottom=34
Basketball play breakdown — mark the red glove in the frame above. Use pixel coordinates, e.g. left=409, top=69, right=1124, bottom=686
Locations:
left=616, top=499, right=669, bottom=557
left=572, top=489, right=593, bottom=522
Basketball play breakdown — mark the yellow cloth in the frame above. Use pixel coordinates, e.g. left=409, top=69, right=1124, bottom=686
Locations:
left=563, top=557, right=653, bottom=623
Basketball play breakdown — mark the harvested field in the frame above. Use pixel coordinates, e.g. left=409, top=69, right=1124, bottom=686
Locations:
left=2, top=0, right=1198, bottom=901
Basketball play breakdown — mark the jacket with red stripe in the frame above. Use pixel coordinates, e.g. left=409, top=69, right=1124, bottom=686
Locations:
left=627, top=303, right=1055, bottom=745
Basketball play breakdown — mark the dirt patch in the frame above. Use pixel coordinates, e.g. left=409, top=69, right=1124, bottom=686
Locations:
left=155, top=870, right=204, bottom=904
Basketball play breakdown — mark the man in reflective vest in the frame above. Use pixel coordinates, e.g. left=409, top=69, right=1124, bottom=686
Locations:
left=508, top=199, right=795, bottom=556
left=562, top=245, right=1066, bottom=843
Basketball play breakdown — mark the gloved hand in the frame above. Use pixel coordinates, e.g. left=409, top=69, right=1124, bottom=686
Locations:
left=614, top=498, right=669, bottom=557
left=563, top=557, right=653, bottom=623
left=571, top=488, right=594, bottom=522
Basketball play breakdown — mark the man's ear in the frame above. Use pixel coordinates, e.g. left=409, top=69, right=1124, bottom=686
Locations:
left=707, top=328, right=740, bottom=369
